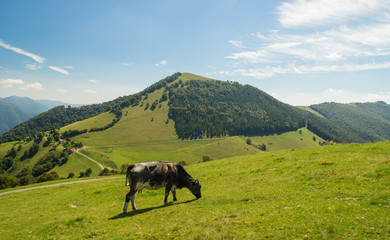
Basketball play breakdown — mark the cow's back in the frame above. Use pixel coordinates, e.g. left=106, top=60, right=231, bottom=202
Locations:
left=128, top=161, right=178, bottom=190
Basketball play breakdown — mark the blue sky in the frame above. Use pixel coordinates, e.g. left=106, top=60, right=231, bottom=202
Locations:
left=1, top=0, right=390, bottom=105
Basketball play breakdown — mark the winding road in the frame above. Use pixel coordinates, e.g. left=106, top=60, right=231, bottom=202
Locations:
left=75, top=148, right=105, bottom=170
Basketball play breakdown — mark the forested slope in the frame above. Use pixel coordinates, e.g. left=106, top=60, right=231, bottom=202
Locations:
left=166, top=74, right=359, bottom=142
left=310, top=102, right=390, bottom=142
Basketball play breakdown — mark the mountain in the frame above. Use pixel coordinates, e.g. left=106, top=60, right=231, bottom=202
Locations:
left=309, top=101, right=390, bottom=142
left=0, top=102, right=35, bottom=134
left=0, top=96, right=48, bottom=113
left=0, top=96, right=77, bottom=136
left=0, top=72, right=351, bottom=143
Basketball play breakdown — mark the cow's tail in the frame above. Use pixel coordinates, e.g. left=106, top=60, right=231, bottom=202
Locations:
left=125, top=164, right=135, bottom=186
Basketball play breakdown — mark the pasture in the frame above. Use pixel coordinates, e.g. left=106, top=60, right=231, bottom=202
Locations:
left=1, top=141, right=389, bottom=239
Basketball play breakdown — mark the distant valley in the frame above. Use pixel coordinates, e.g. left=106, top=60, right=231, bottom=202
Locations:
left=0, top=96, right=76, bottom=134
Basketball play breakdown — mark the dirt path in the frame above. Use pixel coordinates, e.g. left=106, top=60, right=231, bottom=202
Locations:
left=0, top=176, right=121, bottom=196
left=75, top=148, right=105, bottom=170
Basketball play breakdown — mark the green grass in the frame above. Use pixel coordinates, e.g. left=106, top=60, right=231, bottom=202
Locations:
left=1, top=141, right=389, bottom=239
left=247, top=127, right=325, bottom=151
left=71, top=89, right=177, bottom=146
left=0, top=141, right=17, bottom=156
left=60, top=112, right=115, bottom=133
left=52, top=152, right=102, bottom=178
left=81, top=136, right=260, bottom=168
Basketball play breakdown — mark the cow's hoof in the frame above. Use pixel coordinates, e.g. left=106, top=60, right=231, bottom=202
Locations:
left=123, top=210, right=127, bottom=214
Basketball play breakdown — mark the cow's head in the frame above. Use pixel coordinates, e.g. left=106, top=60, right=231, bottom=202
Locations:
left=187, top=179, right=202, bottom=199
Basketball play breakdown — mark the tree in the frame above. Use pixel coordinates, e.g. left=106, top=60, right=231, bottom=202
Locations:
left=246, top=138, right=252, bottom=145
left=67, top=172, right=75, bottom=179
left=36, top=171, right=59, bottom=183
left=0, top=174, right=19, bottom=189
left=120, top=164, right=129, bottom=174
left=260, top=144, right=266, bottom=151
left=85, top=168, right=92, bottom=177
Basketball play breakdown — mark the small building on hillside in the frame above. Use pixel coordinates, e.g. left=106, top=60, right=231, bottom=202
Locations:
left=69, top=148, right=77, bottom=153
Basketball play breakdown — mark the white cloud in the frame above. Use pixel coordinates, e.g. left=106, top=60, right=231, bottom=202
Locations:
left=57, top=88, right=67, bottom=93
left=0, top=78, right=24, bottom=88
left=0, top=39, right=45, bottom=63
left=361, top=92, right=390, bottom=103
left=155, top=60, right=168, bottom=67
left=277, top=0, right=389, bottom=27
left=25, top=63, right=42, bottom=70
left=122, top=62, right=132, bottom=67
left=49, top=66, right=70, bottom=75
left=88, top=79, right=99, bottom=83
left=20, top=82, right=43, bottom=91
left=219, top=61, right=390, bottom=80
left=229, top=40, right=246, bottom=48
left=225, top=50, right=269, bottom=63
left=84, top=89, right=97, bottom=94
left=64, top=66, right=73, bottom=69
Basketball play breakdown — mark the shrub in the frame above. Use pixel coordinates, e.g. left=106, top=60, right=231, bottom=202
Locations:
left=179, top=161, right=187, bottom=166
left=35, top=171, right=59, bottom=183
left=0, top=174, right=19, bottom=189
left=202, top=156, right=212, bottom=162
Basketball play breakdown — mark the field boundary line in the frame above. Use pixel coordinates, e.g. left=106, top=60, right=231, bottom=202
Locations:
left=0, top=177, right=121, bottom=196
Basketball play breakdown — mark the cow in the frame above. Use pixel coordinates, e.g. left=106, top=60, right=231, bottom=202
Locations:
left=123, top=161, right=201, bottom=213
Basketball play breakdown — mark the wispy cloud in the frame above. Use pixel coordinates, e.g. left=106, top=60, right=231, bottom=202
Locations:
left=25, top=63, right=42, bottom=70
left=84, top=89, right=97, bottom=94
left=88, top=79, right=99, bottom=83
left=224, top=0, right=390, bottom=80
left=57, top=88, right=67, bottom=93
left=277, top=0, right=389, bottom=27
left=122, top=62, right=132, bottom=67
left=49, top=66, right=70, bottom=75
left=20, top=82, right=43, bottom=91
left=155, top=60, right=168, bottom=67
left=0, top=39, right=45, bottom=64
left=229, top=40, right=246, bottom=48
left=220, top=62, right=390, bottom=80
left=0, top=78, right=24, bottom=88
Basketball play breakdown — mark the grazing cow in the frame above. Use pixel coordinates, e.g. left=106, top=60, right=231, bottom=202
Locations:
left=123, top=161, right=201, bottom=213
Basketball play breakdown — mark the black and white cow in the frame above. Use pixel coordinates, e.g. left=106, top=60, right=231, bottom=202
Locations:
left=123, top=161, right=201, bottom=213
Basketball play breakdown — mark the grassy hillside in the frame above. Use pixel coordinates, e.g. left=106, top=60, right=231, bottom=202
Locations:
left=52, top=127, right=323, bottom=178
left=59, top=112, right=115, bottom=134
left=52, top=152, right=102, bottom=178
left=1, top=141, right=389, bottom=239
left=246, top=127, right=325, bottom=151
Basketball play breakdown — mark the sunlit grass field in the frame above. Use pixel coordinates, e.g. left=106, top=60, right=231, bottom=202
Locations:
left=1, top=141, right=389, bottom=239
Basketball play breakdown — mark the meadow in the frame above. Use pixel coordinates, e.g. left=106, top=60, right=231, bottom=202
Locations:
left=1, top=141, right=389, bottom=239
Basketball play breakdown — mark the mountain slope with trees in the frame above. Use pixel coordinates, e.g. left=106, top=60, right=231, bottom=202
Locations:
left=309, top=101, right=390, bottom=142
left=1, top=72, right=367, bottom=143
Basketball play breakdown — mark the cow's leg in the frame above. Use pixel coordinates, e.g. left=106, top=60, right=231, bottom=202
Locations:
left=123, top=188, right=137, bottom=213
left=164, top=184, right=172, bottom=205
left=172, top=186, right=177, bottom=202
